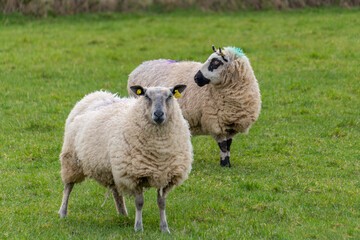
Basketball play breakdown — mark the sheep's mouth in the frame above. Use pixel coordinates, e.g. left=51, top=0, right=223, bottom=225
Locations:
left=194, top=70, right=210, bottom=87
left=153, top=117, right=165, bottom=125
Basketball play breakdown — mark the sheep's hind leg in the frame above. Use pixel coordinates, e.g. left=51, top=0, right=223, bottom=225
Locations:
left=157, top=190, right=170, bottom=234
left=134, top=192, right=144, bottom=232
left=218, top=139, right=232, bottom=167
left=112, top=187, right=128, bottom=216
left=58, top=183, right=75, bottom=218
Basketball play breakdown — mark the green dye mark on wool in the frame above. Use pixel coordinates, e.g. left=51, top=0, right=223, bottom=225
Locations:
left=226, top=46, right=245, bottom=58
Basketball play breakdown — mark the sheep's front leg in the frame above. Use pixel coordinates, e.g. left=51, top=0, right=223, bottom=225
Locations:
left=58, top=183, right=75, bottom=218
left=134, top=192, right=144, bottom=232
left=157, top=190, right=170, bottom=233
left=112, top=188, right=127, bottom=216
left=218, top=139, right=232, bottom=167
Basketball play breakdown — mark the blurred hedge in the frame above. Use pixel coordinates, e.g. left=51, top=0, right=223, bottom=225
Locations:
left=1, top=0, right=359, bottom=16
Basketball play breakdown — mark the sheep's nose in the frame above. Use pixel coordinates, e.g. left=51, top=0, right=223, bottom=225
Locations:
left=194, top=70, right=210, bottom=87
left=154, top=111, right=164, bottom=117
left=152, top=111, right=166, bottom=124
left=153, top=111, right=165, bottom=124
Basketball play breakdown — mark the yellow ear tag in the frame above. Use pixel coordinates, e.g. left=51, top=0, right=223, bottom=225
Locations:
left=174, top=90, right=181, bottom=98
left=136, top=89, right=142, bottom=95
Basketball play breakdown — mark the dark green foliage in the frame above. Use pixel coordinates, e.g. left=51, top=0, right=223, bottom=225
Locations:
left=1, top=0, right=360, bottom=16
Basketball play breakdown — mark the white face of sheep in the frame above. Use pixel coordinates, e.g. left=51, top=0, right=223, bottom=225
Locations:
left=194, top=46, right=230, bottom=87
left=130, top=85, right=187, bottom=125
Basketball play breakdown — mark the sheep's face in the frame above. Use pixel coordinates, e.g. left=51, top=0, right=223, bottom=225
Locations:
left=130, top=85, right=187, bottom=125
left=194, top=50, right=230, bottom=87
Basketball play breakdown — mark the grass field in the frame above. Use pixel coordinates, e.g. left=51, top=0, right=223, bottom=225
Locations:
left=1, top=8, right=360, bottom=239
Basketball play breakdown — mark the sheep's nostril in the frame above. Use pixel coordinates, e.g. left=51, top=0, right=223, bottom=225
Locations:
left=154, top=111, right=164, bottom=117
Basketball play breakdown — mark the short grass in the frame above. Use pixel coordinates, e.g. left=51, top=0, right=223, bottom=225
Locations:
left=1, top=8, right=360, bottom=239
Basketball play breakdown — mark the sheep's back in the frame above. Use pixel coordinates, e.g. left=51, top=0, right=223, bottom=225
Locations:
left=70, top=92, right=136, bottom=187
left=65, top=91, right=121, bottom=130
left=128, top=59, right=201, bottom=90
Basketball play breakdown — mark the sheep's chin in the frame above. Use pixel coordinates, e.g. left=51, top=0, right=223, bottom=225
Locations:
left=152, top=118, right=165, bottom=125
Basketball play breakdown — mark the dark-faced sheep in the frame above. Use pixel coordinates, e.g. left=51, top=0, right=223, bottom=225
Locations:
left=128, top=46, right=261, bottom=167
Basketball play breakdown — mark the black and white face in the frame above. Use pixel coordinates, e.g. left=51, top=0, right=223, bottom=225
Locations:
left=130, top=85, right=187, bottom=125
left=194, top=51, right=230, bottom=87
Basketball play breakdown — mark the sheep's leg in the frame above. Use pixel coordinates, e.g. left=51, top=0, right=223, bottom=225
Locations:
left=58, top=183, right=75, bottom=218
left=157, top=190, right=170, bottom=234
left=112, top=188, right=128, bottom=216
left=134, top=192, right=144, bottom=232
left=218, top=139, right=232, bottom=167
left=227, top=138, right=233, bottom=162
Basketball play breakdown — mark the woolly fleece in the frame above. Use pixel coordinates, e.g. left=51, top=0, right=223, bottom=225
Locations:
left=127, top=47, right=261, bottom=142
left=60, top=90, right=193, bottom=195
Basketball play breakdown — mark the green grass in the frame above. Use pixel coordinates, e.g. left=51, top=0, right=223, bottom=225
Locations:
left=1, top=8, right=360, bottom=239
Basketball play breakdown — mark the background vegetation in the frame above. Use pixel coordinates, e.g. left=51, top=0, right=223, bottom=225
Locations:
left=0, top=0, right=359, bottom=16
left=1, top=7, right=360, bottom=239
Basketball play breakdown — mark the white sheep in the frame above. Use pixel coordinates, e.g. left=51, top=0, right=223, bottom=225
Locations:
left=128, top=46, right=261, bottom=167
left=58, top=85, right=192, bottom=233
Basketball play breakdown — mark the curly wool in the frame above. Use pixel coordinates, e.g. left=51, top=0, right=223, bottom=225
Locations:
left=225, top=46, right=245, bottom=59
left=127, top=47, right=261, bottom=141
left=60, top=91, right=193, bottom=196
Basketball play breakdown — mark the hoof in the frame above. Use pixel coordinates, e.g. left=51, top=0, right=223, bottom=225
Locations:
left=134, top=222, right=143, bottom=232
left=220, top=156, right=231, bottom=167
left=58, top=211, right=67, bottom=218
left=161, top=227, right=171, bottom=234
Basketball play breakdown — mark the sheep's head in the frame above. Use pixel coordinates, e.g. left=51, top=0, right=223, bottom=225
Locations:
left=194, top=46, right=230, bottom=87
left=130, top=85, right=187, bottom=125
left=194, top=45, right=244, bottom=87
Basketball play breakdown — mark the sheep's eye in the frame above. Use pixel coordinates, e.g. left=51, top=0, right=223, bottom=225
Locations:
left=166, top=95, right=172, bottom=103
left=208, top=58, right=224, bottom=72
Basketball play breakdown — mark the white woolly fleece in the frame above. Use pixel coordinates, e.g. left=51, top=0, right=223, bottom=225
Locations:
left=128, top=49, right=261, bottom=142
left=60, top=90, right=193, bottom=196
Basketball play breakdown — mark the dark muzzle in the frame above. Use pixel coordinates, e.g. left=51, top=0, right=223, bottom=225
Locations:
left=194, top=70, right=210, bottom=87
left=153, top=110, right=165, bottom=125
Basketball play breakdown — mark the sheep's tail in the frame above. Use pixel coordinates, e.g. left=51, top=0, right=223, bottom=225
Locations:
left=101, top=186, right=111, bottom=207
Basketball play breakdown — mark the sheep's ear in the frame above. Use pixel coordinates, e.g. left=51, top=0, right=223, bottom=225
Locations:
left=171, top=85, right=187, bottom=98
left=130, top=85, right=146, bottom=96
